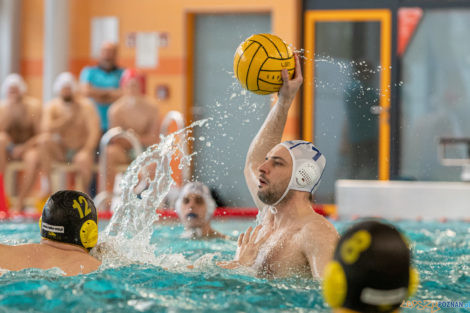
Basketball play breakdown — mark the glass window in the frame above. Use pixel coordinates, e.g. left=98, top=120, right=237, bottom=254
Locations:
left=192, top=14, right=271, bottom=207
left=313, top=21, right=381, bottom=203
left=400, top=9, right=470, bottom=181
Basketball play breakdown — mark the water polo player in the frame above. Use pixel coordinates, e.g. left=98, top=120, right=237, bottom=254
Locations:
left=0, top=190, right=101, bottom=276
left=219, top=54, right=338, bottom=278
left=175, top=182, right=227, bottom=239
left=323, top=220, right=419, bottom=313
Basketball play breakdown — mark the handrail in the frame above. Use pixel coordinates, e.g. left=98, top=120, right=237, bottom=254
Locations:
left=94, top=127, right=143, bottom=210
left=160, top=110, right=185, bottom=135
left=438, top=136, right=470, bottom=181
left=159, top=110, right=190, bottom=183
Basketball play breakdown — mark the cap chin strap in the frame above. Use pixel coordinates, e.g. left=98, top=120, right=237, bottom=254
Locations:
left=270, top=185, right=291, bottom=208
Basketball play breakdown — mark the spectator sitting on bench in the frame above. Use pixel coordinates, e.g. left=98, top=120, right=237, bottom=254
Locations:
left=100, top=69, right=159, bottom=207
left=0, top=74, right=42, bottom=213
left=38, top=72, right=100, bottom=195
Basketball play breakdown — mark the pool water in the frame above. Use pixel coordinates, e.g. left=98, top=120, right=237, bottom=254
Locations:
left=0, top=219, right=469, bottom=313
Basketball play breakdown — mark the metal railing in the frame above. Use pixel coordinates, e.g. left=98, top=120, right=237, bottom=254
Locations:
left=94, top=127, right=143, bottom=210
left=438, top=137, right=470, bottom=181
left=94, top=111, right=189, bottom=210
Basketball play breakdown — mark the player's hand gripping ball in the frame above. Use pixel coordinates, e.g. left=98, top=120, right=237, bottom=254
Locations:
left=234, top=33, right=295, bottom=95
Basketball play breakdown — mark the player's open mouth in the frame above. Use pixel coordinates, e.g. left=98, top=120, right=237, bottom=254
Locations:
left=186, top=213, right=199, bottom=220
left=259, top=176, right=268, bottom=187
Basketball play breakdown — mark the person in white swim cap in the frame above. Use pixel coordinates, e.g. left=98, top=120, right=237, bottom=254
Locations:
left=175, top=182, right=227, bottom=239
left=38, top=72, right=100, bottom=196
left=218, top=53, right=338, bottom=279
left=257, top=140, right=326, bottom=207
left=0, top=74, right=42, bottom=213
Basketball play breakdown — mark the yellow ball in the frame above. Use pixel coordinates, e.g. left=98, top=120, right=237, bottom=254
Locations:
left=234, top=34, right=295, bottom=95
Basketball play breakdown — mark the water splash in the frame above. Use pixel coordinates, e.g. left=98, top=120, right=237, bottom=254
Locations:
left=94, top=119, right=210, bottom=266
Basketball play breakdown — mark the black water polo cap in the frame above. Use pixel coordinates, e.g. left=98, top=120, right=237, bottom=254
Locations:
left=40, top=190, right=98, bottom=250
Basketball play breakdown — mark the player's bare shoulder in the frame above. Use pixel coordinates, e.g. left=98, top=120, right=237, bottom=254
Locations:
left=78, top=96, right=94, bottom=109
left=44, top=98, right=62, bottom=116
left=300, top=212, right=339, bottom=245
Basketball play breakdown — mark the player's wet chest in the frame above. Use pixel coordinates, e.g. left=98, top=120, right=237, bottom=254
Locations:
left=257, top=229, right=306, bottom=270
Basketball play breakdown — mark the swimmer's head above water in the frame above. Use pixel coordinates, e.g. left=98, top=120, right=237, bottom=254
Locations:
left=323, top=220, right=419, bottom=313
left=40, top=190, right=98, bottom=251
left=175, top=182, right=217, bottom=236
left=257, top=140, right=326, bottom=207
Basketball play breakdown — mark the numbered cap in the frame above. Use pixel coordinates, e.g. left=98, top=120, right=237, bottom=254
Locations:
left=40, top=190, right=98, bottom=250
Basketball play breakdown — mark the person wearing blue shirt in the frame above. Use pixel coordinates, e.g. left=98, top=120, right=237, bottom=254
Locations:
left=80, top=42, right=124, bottom=132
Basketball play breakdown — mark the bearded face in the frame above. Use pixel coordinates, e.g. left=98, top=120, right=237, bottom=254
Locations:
left=256, top=145, right=292, bottom=206
left=60, top=86, right=74, bottom=103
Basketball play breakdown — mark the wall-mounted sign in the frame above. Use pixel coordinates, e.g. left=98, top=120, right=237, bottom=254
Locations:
left=91, top=17, right=119, bottom=58
left=136, top=32, right=158, bottom=68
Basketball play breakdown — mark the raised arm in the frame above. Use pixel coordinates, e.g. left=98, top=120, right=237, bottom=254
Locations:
left=244, top=54, right=303, bottom=208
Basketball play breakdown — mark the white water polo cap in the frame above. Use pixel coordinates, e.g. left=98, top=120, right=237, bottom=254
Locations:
left=274, top=140, right=326, bottom=205
left=1, top=73, right=27, bottom=99
left=53, top=72, right=77, bottom=95
left=175, top=182, right=217, bottom=220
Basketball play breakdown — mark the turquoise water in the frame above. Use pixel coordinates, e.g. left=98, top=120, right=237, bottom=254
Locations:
left=0, top=219, right=469, bottom=313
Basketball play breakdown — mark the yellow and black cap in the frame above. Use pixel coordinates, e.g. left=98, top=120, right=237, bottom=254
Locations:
left=40, top=190, right=98, bottom=250
left=323, top=220, right=418, bottom=313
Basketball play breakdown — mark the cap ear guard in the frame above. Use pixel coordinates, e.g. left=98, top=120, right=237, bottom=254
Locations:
left=80, top=220, right=98, bottom=249
left=408, top=267, right=419, bottom=297
left=323, top=226, right=420, bottom=311
left=323, top=262, right=419, bottom=309
left=294, top=163, right=318, bottom=187
left=323, top=261, right=347, bottom=308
